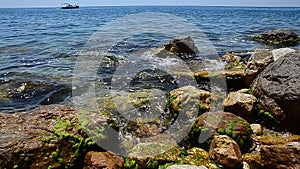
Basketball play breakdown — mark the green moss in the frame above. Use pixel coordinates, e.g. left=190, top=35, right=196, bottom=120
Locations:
left=47, top=165, right=53, bottom=169
left=147, top=160, right=159, bottom=169
left=13, top=165, right=18, bottom=169
left=124, top=158, right=139, bottom=169
left=52, top=151, right=59, bottom=159
left=13, top=148, right=23, bottom=154
left=167, top=95, right=177, bottom=108
left=158, top=162, right=174, bottom=169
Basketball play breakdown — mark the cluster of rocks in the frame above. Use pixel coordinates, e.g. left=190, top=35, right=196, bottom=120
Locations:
left=1, top=33, right=300, bottom=169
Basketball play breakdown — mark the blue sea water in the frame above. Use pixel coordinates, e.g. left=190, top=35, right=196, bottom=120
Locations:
left=0, top=6, right=300, bottom=112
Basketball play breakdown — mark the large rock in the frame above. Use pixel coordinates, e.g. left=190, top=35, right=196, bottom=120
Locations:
left=0, top=105, right=99, bottom=169
left=223, top=91, right=257, bottom=120
left=260, top=142, right=300, bottom=169
left=244, top=49, right=273, bottom=86
left=253, top=29, right=300, bottom=46
left=209, top=135, right=243, bottom=169
left=84, top=151, right=124, bottom=169
left=271, top=48, right=295, bottom=61
left=253, top=51, right=300, bottom=133
left=153, top=35, right=200, bottom=58
left=191, top=111, right=252, bottom=152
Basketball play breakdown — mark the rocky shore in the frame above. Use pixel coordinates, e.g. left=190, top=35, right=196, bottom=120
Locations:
left=1, top=31, right=300, bottom=169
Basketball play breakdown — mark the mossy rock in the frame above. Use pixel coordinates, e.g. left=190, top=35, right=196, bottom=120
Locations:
left=190, top=111, right=253, bottom=152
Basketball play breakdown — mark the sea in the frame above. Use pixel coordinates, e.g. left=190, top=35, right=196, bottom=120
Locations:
left=1, top=6, right=300, bottom=112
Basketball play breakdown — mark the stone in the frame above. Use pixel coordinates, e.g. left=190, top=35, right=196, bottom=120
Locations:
left=242, top=162, right=250, bottom=169
left=253, top=135, right=300, bottom=145
left=242, top=153, right=263, bottom=169
left=191, top=111, right=252, bottom=151
left=223, top=91, right=257, bottom=120
left=168, top=86, right=211, bottom=113
left=209, top=135, right=243, bottom=169
left=260, top=142, right=300, bottom=169
left=272, top=48, right=295, bottom=61
left=253, top=29, right=300, bottom=46
left=253, top=51, right=300, bottom=133
left=250, top=124, right=262, bottom=135
left=127, top=143, right=182, bottom=168
left=153, top=35, right=200, bottom=59
left=244, top=49, right=273, bottom=86
left=166, top=165, right=208, bottom=169
left=0, top=105, right=99, bottom=169
left=84, top=151, right=124, bottom=169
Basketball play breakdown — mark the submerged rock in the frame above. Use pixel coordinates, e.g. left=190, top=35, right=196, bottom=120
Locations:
left=253, top=29, right=300, bottom=47
left=253, top=51, right=300, bottom=133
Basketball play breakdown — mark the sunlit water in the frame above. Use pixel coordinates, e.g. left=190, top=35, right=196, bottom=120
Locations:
left=1, top=6, right=300, bottom=112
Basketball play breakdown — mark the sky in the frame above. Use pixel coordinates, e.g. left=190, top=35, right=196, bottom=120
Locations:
left=0, top=0, right=300, bottom=8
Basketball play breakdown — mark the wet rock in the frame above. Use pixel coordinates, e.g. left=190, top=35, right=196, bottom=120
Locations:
left=250, top=124, right=262, bottom=136
left=271, top=48, right=295, bottom=61
left=260, top=142, right=300, bottom=169
left=191, top=111, right=252, bottom=152
left=244, top=49, right=273, bottom=86
left=168, top=86, right=211, bottom=114
left=126, top=143, right=182, bottom=169
left=183, top=147, right=209, bottom=166
left=209, top=135, right=243, bottom=169
left=253, top=51, right=300, bottom=133
left=253, top=135, right=300, bottom=145
left=223, top=91, right=257, bottom=120
left=0, top=79, right=71, bottom=112
left=166, top=165, right=208, bottom=169
left=242, top=153, right=263, bottom=169
left=154, top=35, right=200, bottom=58
left=253, top=29, right=300, bottom=47
left=0, top=105, right=99, bottom=169
left=84, top=151, right=124, bottom=169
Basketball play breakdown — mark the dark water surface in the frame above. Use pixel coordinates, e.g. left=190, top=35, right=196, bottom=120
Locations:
left=1, top=6, right=300, bottom=112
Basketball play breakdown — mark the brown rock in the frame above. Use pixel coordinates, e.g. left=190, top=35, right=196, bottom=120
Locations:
left=223, top=91, right=257, bottom=120
left=260, top=142, right=300, bottom=169
left=0, top=105, right=101, bottom=169
left=209, top=135, right=243, bottom=169
left=84, top=151, right=124, bottom=169
left=244, top=49, right=273, bottom=86
left=242, top=153, right=263, bottom=169
left=192, top=111, right=252, bottom=151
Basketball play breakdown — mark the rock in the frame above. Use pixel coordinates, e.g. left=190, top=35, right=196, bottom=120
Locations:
left=154, top=35, right=200, bottom=58
left=166, top=165, right=208, bottom=169
left=84, top=151, right=124, bottom=169
left=183, top=148, right=210, bottom=166
left=219, top=53, right=242, bottom=63
left=168, top=86, right=211, bottom=113
left=253, top=29, right=300, bottom=46
left=191, top=111, right=252, bottom=151
left=0, top=105, right=99, bottom=169
left=244, top=49, right=273, bottom=86
left=223, top=91, right=257, bottom=120
left=242, top=162, right=250, bottom=169
left=271, top=48, right=295, bottom=61
left=253, top=51, right=300, bottom=133
left=209, top=135, right=243, bottom=169
left=260, top=142, right=300, bottom=169
left=253, top=135, right=300, bottom=145
left=126, top=143, right=182, bottom=168
left=250, top=124, right=262, bottom=135
left=242, top=153, right=263, bottom=169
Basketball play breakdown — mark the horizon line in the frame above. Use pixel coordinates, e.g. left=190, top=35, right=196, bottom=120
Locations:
left=1, top=4, right=300, bottom=9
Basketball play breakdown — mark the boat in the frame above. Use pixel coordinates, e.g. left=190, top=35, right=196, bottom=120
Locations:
left=61, top=3, right=79, bottom=9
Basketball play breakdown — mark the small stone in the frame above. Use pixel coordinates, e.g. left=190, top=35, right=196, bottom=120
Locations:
left=250, top=124, right=262, bottom=135
left=243, top=161, right=250, bottom=169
